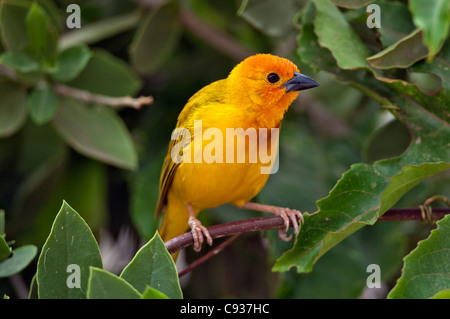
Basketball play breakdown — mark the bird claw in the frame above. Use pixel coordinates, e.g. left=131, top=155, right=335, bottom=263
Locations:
left=275, top=207, right=304, bottom=242
left=188, top=216, right=213, bottom=252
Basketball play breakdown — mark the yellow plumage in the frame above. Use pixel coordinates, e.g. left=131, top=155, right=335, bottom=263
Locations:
left=155, top=54, right=318, bottom=258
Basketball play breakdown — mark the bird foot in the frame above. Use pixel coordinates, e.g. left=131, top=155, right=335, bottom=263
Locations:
left=188, top=216, right=213, bottom=252
left=273, top=207, right=304, bottom=241
left=240, top=202, right=304, bottom=242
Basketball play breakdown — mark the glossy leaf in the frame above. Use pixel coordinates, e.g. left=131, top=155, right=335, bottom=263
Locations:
left=0, top=210, right=4, bottom=235
left=377, top=0, right=416, bottom=48
left=26, top=3, right=48, bottom=58
left=120, top=232, right=182, bottom=299
left=273, top=101, right=450, bottom=273
left=376, top=54, right=450, bottom=124
left=0, top=235, right=10, bottom=262
left=0, top=245, right=37, bottom=278
left=51, top=45, right=93, bottom=82
left=0, top=79, right=27, bottom=138
left=409, top=0, right=450, bottom=57
left=67, top=49, right=141, bottom=97
left=0, top=51, right=39, bottom=73
left=362, top=119, right=411, bottom=163
left=277, top=222, right=406, bottom=298
left=26, top=2, right=58, bottom=67
left=37, top=201, right=102, bottom=298
left=129, top=3, right=181, bottom=75
left=0, top=0, right=30, bottom=51
left=296, top=2, right=390, bottom=98
left=52, top=98, right=138, bottom=170
left=28, top=83, right=59, bottom=125
left=331, top=0, right=372, bottom=8
left=238, top=0, right=297, bottom=37
left=367, top=29, right=428, bottom=69
left=388, top=215, right=450, bottom=298
left=140, top=285, right=169, bottom=299
left=430, top=290, right=450, bottom=299
left=311, top=0, right=371, bottom=69
left=87, top=267, right=141, bottom=299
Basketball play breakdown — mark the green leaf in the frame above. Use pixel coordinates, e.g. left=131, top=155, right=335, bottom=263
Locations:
left=36, top=201, right=102, bottom=299
left=87, top=267, right=141, bottom=299
left=120, top=232, right=182, bottom=299
left=0, top=209, right=4, bottom=235
left=430, top=290, right=450, bottom=299
left=0, top=51, right=39, bottom=73
left=409, top=0, right=450, bottom=58
left=311, top=0, right=371, bottom=69
left=277, top=222, right=406, bottom=298
left=59, top=11, right=141, bottom=51
left=388, top=214, right=450, bottom=299
left=28, top=274, right=38, bottom=299
left=0, top=235, right=11, bottom=262
left=367, top=29, right=428, bottom=69
left=331, top=0, right=372, bottom=9
left=407, top=71, right=442, bottom=96
left=377, top=0, right=416, bottom=48
left=140, top=285, right=169, bottom=299
left=129, top=3, right=181, bottom=75
left=26, top=3, right=48, bottom=58
left=376, top=55, right=450, bottom=124
left=0, top=245, right=37, bottom=278
left=0, top=0, right=30, bottom=51
left=273, top=101, right=450, bottom=273
left=237, top=0, right=297, bottom=37
left=67, top=49, right=141, bottom=97
left=296, top=3, right=392, bottom=102
left=28, top=84, right=59, bottom=125
left=362, top=119, right=411, bottom=163
left=25, top=2, right=58, bottom=67
left=0, top=79, right=27, bottom=138
left=52, top=98, right=138, bottom=170
left=51, top=45, right=93, bottom=82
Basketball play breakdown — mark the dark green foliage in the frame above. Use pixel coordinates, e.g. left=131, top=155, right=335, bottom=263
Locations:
left=0, top=0, right=448, bottom=299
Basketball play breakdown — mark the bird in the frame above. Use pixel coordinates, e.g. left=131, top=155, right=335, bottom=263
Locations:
left=155, top=53, right=319, bottom=259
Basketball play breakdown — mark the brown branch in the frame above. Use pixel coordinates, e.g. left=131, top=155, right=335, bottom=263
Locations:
left=377, top=207, right=449, bottom=222
left=165, top=207, right=450, bottom=255
left=165, top=216, right=288, bottom=254
left=0, top=65, right=153, bottom=110
left=179, top=7, right=254, bottom=62
left=133, top=0, right=252, bottom=61
left=178, top=234, right=240, bottom=277
left=54, top=84, right=153, bottom=110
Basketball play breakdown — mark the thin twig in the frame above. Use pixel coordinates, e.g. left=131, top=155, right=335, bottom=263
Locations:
left=179, top=7, right=253, bottom=61
left=165, top=216, right=288, bottom=254
left=54, top=84, right=153, bottom=109
left=9, top=274, right=29, bottom=299
left=0, top=65, right=153, bottom=109
left=377, top=207, right=449, bottom=222
left=178, top=234, right=240, bottom=278
left=165, top=207, right=450, bottom=255
left=133, top=0, right=253, bottom=61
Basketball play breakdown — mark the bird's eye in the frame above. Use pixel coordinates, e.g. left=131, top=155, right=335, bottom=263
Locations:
left=266, top=73, right=280, bottom=84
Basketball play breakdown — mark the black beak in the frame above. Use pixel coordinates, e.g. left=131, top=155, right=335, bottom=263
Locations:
left=282, top=72, right=319, bottom=92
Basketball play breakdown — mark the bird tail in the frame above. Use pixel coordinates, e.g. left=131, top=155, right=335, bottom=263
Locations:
left=159, top=196, right=190, bottom=261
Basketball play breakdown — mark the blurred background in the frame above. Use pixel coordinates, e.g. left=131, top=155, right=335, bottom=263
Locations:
left=0, top=0, right=448, bottom=298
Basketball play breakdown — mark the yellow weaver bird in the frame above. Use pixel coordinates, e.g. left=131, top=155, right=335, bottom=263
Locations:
left=155, top=54, right=318, bottom=257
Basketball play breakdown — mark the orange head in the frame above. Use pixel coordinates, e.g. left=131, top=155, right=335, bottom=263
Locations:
left=226, top=54, right=318, bottom=125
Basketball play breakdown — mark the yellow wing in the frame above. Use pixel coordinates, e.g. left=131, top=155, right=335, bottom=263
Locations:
left=154, top=80, right=227, bottom=218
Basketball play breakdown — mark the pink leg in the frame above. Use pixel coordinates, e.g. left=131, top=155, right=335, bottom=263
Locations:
left=187, top=203, right=213, bottom=252
left=240, top=202, right=304, bottom=241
